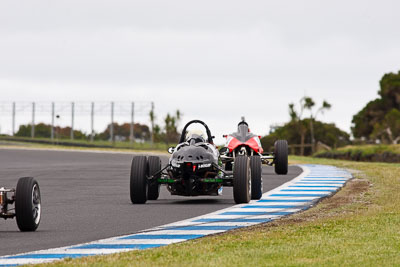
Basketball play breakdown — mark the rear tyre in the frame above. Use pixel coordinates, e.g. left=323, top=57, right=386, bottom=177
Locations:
left=250, top=155, right=263, bottom=200
left=233, top=156, right=251, bottom=204
left=274, top=140, right=288, bottom=175
left=147, top=156, right=161, bottom=200
left=15, top=177, right=41, bottom=232
left=130, top=156, right=148, bottom=204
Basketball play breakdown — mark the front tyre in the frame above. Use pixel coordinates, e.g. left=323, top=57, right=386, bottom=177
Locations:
left=15, top=177, right=41, bottom=232
left=147, top=156, right=161, bottom=200
left=130, top=156, right=148, bottom=204
left=250, top=155, right=263, bottom=200
left=233, top=156, right=251, bottom=204
left=274, top=140, right=288, bottom=175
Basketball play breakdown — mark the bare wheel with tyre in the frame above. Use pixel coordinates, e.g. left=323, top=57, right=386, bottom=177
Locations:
left=233, top=156, right=251, bottom=204
left=274, top=140, right=288, bottom=175
left=250, top=155, right=263, bottom=200
left=130, top=156, right=148, bottom=204
left=147, top=156, right=161, bottom=200
left=15, top=177, right=41, bottom=232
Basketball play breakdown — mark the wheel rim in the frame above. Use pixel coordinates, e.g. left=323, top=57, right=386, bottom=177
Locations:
left=32, top=184, right=41, bottom=225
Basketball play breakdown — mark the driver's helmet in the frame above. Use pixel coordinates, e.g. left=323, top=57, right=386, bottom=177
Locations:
left=238, top=121, right=249, bottom=133
left=185, top=129, right=206, bottom=144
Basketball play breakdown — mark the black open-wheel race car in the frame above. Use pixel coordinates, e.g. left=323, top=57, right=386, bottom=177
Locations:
left=129, top=120, right=288, bottom=204
left=0, top=177, right=41, bottom=231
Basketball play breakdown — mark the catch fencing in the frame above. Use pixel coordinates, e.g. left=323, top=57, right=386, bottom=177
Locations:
left=0, top=101, right=154, bottom=142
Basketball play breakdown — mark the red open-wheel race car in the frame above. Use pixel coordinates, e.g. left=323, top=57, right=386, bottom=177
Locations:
left=221, top=117, right=288, bottom=200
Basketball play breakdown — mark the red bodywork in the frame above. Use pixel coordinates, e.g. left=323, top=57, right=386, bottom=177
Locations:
left=226, top=135, right=264, bottom=154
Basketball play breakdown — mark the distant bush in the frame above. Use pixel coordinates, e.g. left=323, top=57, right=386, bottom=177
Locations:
left=15, top=123, right=87, bottom=140
left=261, top=119, right=350, bottom=155
left=314, top=144, right=400, bottom=163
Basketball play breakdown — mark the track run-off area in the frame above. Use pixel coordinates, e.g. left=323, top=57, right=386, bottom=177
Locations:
left=0, top=148, right=351, bottom=266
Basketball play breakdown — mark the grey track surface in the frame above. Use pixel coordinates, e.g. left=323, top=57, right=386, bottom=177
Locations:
left=0, top=148, right=302, bottom=256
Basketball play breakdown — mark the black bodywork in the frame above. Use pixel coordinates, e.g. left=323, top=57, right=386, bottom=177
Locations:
left=130, top=119, right=280, bottom=204
left=158, top=120, right=228, bottom=196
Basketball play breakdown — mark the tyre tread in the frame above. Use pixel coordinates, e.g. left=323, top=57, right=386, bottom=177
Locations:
left=250, top=155, right=262, bottom=200
left=130, top=156, right=148, bottom=204
left=233, top=156, right=251, bottom=203
left=15, top=177, right=40, bottom=231
left=274, top=140, right=288, bottom=175
left=147, top=156, right=161, bottom=200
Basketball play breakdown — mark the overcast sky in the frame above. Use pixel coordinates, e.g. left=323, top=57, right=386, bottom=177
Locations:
left=1, top=0, right=400, bottom=143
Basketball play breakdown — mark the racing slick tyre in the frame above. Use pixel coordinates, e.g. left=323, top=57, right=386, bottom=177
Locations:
left=274, top=140, right=288, bottom=175
left=233, top=156, right=251, bottom=204
left=250, top=155, right=263, bottom=200
left=130, top=156, right=148, bottom=204
left=147, top=156, right=161, bottom=200
left=15, top=177, right=41, bottom=232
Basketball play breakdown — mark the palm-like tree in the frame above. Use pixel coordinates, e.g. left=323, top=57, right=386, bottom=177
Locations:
left=289, top=97, right=331, bottom=155
left=302, top=97, right=331, bottom=153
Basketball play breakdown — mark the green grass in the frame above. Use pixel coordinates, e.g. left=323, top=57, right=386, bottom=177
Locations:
left=34, top=156, right=400, bottom=266
left=330, top=144, right=400, bottom=155
left=314, top=144, right=400, bottom=163
left=0, top=136, right=170, bottom=153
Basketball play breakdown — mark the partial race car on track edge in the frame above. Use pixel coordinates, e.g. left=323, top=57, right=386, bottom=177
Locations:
left=1, top=177, right=41, bottom=231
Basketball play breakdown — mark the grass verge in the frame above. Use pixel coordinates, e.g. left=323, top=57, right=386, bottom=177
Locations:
left=314, top=144, right=400, bottom=163
left=0, top=137, right=169, bottom=154
left=36, top=156, right=400, bottom=266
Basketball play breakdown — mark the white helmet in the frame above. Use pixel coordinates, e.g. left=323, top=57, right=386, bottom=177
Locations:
left=185, top=129, right=206, bottom=143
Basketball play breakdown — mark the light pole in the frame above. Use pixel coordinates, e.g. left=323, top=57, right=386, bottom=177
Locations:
left=55, top=115, right=60, bottom=144
left=110, top=102, right=114, bottom=143
left=51, top=102, right=55, bottom=141
left=130, top=102, right=134, bottom=144
left=31, top=102, right=35, bottom=138
left=90, top=102, right=94, bottom=142
left=71, top=102, right=74, bottom=140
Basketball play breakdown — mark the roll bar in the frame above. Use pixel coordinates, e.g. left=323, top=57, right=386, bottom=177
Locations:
left=179, top=120, right=214, bottom=144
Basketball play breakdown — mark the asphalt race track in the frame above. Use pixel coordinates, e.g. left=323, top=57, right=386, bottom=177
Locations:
left=0, top=148, right=302, bottom=256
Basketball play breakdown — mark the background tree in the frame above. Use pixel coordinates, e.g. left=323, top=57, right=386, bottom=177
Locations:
left=352, top=70, right=400, bottom=143
left=371, top=109, right=400, bottom=144
left=150, top=109, right=182, bottom=144
left=288, top=97, right=330, bottom=155
left=153, top=125, right=162, bottom=143
left=261, top=119, right=349, bottom=156
left=163, top=110, right=182, bottom=144
left=267, top=97, right=335, bottom=156
left=149, top=107, right=155, bottom=144
left=302, top=97, right=332, bottom=153
left=16, top=123, right=86, bottom=140
left=15, top=124, right=34, bottom=137
left=97, top=123, right=150, bottom=141
left=288, top=101, right=307, bottom=156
